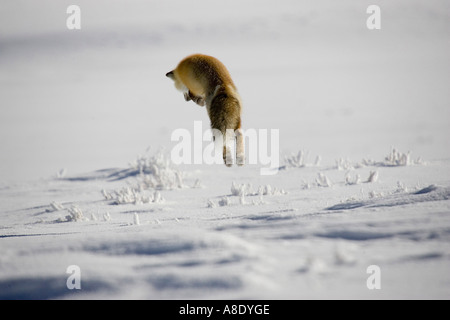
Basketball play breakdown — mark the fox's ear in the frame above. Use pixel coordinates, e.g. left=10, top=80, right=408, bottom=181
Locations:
left=166, top=71, right=174, bottom=79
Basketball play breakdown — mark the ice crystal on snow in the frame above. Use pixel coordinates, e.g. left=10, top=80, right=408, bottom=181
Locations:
left=367, top=170, right=379, bottom=183
left=129, top=152, right=184, bottom=190
left=47, top=201, right=65, bottom=212
left=316, top=172, right=332, bottom=187
left=284, top=150, right=321, bottom=169
left=56, top=205, right=85, bottom=222
left=218, top=197, right=230, bottom=207
left=362, top=148, right=424, bottom=167
left=102, top=151, right=186, bottom=205
left=103, top=187, right=164, bottom=205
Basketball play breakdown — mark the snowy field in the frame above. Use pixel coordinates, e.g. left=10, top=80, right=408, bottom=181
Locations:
left=1, top=0, right=450, bottom=299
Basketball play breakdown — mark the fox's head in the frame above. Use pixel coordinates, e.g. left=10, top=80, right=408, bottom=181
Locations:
left=166, top=70, right=186, bottom=92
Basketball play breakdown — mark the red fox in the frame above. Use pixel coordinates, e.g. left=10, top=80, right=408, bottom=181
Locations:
left=166, top=54, right=244, bottom=166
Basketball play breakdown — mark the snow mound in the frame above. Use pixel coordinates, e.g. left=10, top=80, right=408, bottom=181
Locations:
left=326, top=185, right=450, bottom=211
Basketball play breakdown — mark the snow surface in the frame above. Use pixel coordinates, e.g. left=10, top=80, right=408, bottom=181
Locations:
left=1, top=0, right=450, bottom=299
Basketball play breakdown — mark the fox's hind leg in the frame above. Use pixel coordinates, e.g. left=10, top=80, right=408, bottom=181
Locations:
left=223, top=130, right=234, bottom=167
left=235, top=128, right=244, bottom=166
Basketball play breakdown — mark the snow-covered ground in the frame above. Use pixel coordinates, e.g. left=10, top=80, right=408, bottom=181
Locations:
left=1, top=0, right=450, bottom=299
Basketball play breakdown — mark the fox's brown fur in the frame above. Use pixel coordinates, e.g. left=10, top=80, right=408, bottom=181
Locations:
left=166, top=54, right=244, bottom=166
